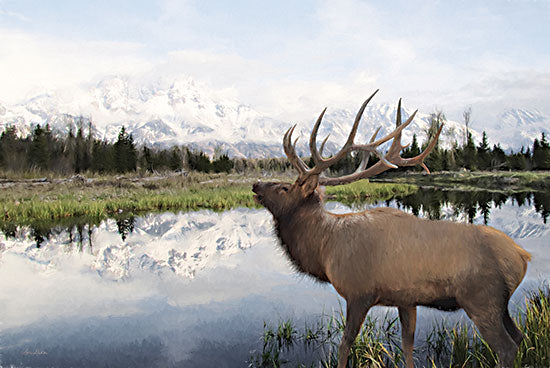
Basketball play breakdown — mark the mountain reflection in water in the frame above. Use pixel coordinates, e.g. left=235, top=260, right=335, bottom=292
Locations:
left=0, top=189, right=548, bottom=367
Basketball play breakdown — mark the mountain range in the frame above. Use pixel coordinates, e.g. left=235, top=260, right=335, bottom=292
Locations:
left=0, top=75, right=548, bottom=157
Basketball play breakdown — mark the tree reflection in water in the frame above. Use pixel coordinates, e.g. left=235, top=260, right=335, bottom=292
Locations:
left=394, top=189, right=549, bottom=225
left=116, top=216, right=135, bottom=241
left=1, top=190, right=549, bottom=249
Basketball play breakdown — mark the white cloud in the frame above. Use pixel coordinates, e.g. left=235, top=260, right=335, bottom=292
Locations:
left=0, top=29, right=151, bottom=104
left=0, top=0, right=30, bottom=22
left=0, top=0, right=548, bottom=128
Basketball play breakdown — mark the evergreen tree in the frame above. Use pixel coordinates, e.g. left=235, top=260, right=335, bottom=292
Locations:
left=424, top=147, right=443, bottom=172
left=0, top=126, right=26, bottom=171
left=444, top=142, right=459, bottom=171
left=441, top=148, right=457, bottom=171
left=329, top=152, right=356, bottom=175
left=476, top=131, right=491, bottom=170
left=410, top=134, right=420, bottom=156
left=169, top=147, right=183, bottom=171
left=462, top=131, right=477, bottom=170
left=91, top=139, right=115, bottom=172
left=507, top=147, right=530, bottom=170
left=533, top=133, right=550, bottom=170
left=187, top=148, right=211, bottom=172
left=74, top=119, right=91, bottom=173
left=28, top=124, right=50, bottom=170
left=524, top=147, right=533, bottom=170
left=490, top=144, right=507, bottom=170
left=542, top=132, right=550, bottom=170
left=113, top=126, right=137, bottom=173
left=212, top=153, right=234, bottom=173
left=403, top=134, right=420, bottom=158
left=141, top=146, right=154, bottom=172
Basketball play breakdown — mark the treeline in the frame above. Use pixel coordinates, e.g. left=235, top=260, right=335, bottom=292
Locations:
left=0, top=116, right=549, bottom=175
left=310, top=130, right=550, bottom=176
left=322, top=111, right=550, bottom=175
left=422, top=130, right=550, bottom=172
left=0, top=122, right=235, bottom=174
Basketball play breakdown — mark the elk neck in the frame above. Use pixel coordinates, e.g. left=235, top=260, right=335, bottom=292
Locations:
left=271, top=195, right=331, bottom=282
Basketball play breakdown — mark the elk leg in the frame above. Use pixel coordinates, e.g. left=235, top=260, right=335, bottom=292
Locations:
left=337, top=297, right=373, bottom=368
left=502, top=309, right=523, bottom=347
left=463, top=303, right=518, bottom=368
left=398, top=306, right=417, bottom=368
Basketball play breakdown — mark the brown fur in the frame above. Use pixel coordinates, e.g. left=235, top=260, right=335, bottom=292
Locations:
left=252, top=178, right=531, bottom=368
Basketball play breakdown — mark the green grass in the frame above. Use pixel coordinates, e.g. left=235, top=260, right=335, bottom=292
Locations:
left=0, top=172, right=418, bottom=228
left=250, top=285, right=550, bottom=368
left=2, top=169, right=546, bottom=228
left=325, top=181, right=418, bottom=206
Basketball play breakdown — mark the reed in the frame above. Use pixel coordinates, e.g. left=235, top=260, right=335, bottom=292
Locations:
left=0, top=174, right=417, bottom=228
left=250, top=285, right=550, bottom=367
left=325, top=181, right=418, bottom=205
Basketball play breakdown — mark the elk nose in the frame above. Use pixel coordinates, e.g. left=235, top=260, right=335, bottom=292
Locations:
left=252, top=182, right=259, bottom=193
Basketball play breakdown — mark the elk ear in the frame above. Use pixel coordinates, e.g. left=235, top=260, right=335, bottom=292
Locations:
left=299, top=174, right=319, bottom=196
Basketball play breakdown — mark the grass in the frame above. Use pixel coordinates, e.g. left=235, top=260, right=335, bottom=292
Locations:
left=249, top=285, right=550, bottom=368
left=1, top=169, right=547, bottom=228
left=325, top=181, right=418, bottom=206
left=0, top=171, right=418, bottom=228
left=0, top=173, right=257, bottom=228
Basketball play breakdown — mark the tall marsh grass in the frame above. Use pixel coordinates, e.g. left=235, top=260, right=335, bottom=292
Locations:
left=325, top=181, right=418, bottom=206
left=1, top=174, right=417, bottom=228
left=249, top=285, right=550, bottom=368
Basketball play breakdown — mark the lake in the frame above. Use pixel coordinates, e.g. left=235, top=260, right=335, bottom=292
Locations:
left=0, top=189, right=549, bottom=367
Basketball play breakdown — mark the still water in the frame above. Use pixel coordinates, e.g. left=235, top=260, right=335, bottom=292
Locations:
left=0, top=190, right=548, bottom=367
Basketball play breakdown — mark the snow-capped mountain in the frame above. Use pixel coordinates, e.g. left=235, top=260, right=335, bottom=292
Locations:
left=0, top=74, right=546, bottom=157
left=0, top=76, right=287, bottom=157
left=0, top=209, right=275, bottom=280
left=485, top=108, right=550, bottom=151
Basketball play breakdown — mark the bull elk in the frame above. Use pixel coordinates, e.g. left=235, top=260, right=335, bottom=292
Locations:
left=252, top=90, right=531, bottom=368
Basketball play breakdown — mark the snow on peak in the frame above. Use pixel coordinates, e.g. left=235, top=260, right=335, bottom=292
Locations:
left=501, top=108, right=546, bottom=127
left=0, top=73, right=545, bottom=156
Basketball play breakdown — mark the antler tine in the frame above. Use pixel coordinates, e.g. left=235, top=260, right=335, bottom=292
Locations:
left=346, top=107, right=417, bottom=170
left=286, top=91, right=443, bottom=187
left=319, top=99, right=444, bottom=186
left=362, top=109, right=417, bottom=149
left=309, top=90, right=379, bottom=172
left=386, top=98, right=410, bottom=157
left=283, top=125, right=309, bottom=174
left=309, top=107, right=327, bottom=166
left=355, top=126, right=381, bottom=173
left=319, top=134, right=330, bottom=157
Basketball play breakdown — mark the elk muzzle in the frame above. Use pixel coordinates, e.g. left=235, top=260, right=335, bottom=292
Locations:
left=252, top=182, right=266, bottom=204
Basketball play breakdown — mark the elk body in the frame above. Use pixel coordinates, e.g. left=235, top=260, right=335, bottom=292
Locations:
left=252, top=91, right=531, bottom=368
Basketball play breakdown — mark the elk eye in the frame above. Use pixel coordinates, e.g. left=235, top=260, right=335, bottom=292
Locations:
left=281, top=186, right=289, bottom=192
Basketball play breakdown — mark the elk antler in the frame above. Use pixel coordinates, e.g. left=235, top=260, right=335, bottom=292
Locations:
left=283, top=91, right=444, bottom=186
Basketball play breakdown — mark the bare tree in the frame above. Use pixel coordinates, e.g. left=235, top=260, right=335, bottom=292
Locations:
left=463, top=107, right=472, bottom=146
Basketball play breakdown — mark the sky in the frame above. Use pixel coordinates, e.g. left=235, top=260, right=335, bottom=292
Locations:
left=1, top=0, right=549, bottom=124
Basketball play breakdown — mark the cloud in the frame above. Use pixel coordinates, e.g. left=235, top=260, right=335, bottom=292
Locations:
left=0, top=0, right=30, bottom=22
left=0, top=29, right=151, bottom=104
left=0, top=0, right=548, bottom=127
